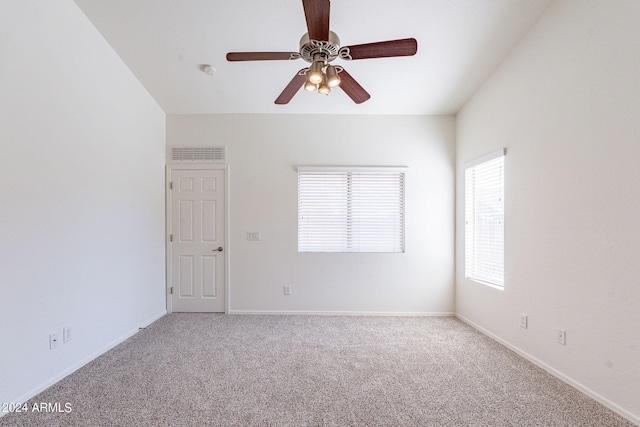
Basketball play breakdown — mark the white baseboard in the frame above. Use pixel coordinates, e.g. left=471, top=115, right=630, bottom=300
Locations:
left=2, top=310, right=166, bottom=417
left=228, top=309, right=455, bottom=317
left=455, top=314, right=640, bottom=426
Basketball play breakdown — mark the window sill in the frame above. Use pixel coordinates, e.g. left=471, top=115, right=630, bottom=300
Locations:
left=466, top=277, right=504, bottom=291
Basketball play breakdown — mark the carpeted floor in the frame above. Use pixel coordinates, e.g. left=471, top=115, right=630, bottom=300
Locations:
left=0, top=314, right=634, bottom=426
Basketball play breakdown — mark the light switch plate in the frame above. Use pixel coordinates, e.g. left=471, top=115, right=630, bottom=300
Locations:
left=520, top=314, right=528, bottom=329
left=63, top=327, right=72, bottom=343
left=247, top=231, right=261, bottom=241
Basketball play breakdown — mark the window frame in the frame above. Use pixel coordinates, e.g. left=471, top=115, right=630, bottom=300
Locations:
left=297, top=166, right=408, bottom=254
left=464, top=149, right=505, bottom=289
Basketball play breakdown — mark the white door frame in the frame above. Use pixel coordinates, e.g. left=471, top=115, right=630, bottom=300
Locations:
left=165, top=163, right=230, bottom=313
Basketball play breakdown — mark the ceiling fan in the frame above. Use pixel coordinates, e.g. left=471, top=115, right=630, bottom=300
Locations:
left=226, top=0, right=418, bottom=105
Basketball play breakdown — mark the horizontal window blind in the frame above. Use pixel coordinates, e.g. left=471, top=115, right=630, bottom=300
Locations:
left=465, top=151, right=504, bottom=287
left=298, top=168, right=406, bottom=253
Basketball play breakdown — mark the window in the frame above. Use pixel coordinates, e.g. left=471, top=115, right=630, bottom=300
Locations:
left=465, top=149, right=505, bottom=288
left=298, top=167, right=407, bottom=253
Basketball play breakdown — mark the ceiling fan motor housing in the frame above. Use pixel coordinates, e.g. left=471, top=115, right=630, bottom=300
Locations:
left=299, top=31, right=341, bottom=63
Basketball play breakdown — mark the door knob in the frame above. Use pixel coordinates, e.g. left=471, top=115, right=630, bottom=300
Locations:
left=215, top=247, right=223, bottom=252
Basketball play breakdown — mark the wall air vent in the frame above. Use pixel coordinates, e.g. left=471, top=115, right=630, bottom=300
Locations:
left=168, top=146, right=226, bottom=162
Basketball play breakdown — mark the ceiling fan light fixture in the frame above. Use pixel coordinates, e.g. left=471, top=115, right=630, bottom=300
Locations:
left=318, top=74, right=331, bottom=95
left=318, top=84, right=331, bottom=95
left=325, top=65, right=340, bottom=87
left=308, top=60, right=324, bottom=84
left=304, top=80, right=317, bottom=92
left=304, top=68, right=318, bottom=91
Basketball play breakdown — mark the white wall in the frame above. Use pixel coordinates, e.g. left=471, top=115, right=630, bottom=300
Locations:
left=456, top=0, right=640, bottom=422
left=168, top=114, right=455, bottom=314
left=0, top=1, right=166, bottom=406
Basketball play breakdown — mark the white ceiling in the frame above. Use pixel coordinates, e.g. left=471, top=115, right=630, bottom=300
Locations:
left=73, top=0, right=554, bottom=115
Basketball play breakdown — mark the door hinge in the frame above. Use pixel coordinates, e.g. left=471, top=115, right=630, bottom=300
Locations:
left=170, top=234, right=173, bottom=242
left=169, top=182, right=173, bottom=190
left=170, top=287, right=173, bottom=294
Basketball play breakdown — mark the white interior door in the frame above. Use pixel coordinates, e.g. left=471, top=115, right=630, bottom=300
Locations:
left=170, top=169, right=225, bottom=312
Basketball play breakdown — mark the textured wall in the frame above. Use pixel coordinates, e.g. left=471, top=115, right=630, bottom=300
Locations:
left=167, top=113, right=455, bottom=314
left=456, top=0, right=640, bottom=422
left=0, top=0, right=166, bottom=406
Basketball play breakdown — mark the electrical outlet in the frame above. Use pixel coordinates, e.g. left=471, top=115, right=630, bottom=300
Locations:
left=283, top=285, right=291, bottom=295
left=63, top=327, right=72, bottom=343
left=520, top=314, right=528, bottom=329
left=49, top=332, right=59, bottom=349
left=557, top=329, right=566, bottom=345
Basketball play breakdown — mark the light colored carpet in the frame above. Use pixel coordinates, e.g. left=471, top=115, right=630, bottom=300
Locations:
left=0, top=314, right=634, bottom=426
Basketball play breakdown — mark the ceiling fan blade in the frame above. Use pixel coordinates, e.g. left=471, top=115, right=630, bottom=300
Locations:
left=275, top=70, right=307, bottom=104
left=302, top=0, right=330, bottom=41
left=341, top=38, right=417, bottom=60
left=226, top=52, right=299, bottom=61
left=338, top=68, right=370, bottom=104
